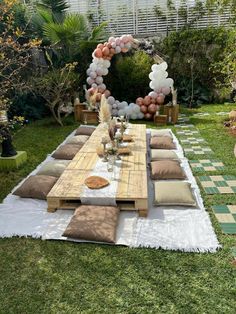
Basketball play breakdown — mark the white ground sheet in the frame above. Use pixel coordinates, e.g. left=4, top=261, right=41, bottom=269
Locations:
left=0, top=127, right=220, bottom=252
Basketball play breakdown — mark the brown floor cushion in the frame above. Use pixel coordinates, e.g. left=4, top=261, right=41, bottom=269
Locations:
left=154, top=181, right=197, bottom=207
left=37, top=160, right=70, bottom=177
left=66, top=135, right=89, bottom=145
left=150, top=137, right=176, bottom=150
left=52, top=144, right=82, bottom=160
left=150, top=149, right=179, bottom=161
left=13, top=175, right=57, bottom=200
left=151, top=160, right=186, bottom=180
left=75, top=125, right=96, bottom=136
left=150, top=129, right=172, bottom=138
left=63, top=205, right=120, bottom=243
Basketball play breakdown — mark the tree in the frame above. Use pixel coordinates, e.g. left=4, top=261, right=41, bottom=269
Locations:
left=0, top=0, right=41, bottom=111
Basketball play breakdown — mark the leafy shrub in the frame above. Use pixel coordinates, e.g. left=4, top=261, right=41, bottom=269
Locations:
left=158, top=27, right=235, bottom=106
left=9, top=92, right=49, bottom=121
left=105, top=50, right=153, bottom=103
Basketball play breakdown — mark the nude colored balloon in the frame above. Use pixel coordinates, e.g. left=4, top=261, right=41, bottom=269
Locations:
left=97, top=43, right=104, bottom=50
left=94, top=48, right=103, bottom=58
left=104, top=90, right=111, bottom=98
left=96, top=93, right=102, bottom=102
left=148, top=104, right=157, bottom=114
left=136, top=97, right=144, bottom=106
left=143, top=96, right=151, bottom=106
left=151, top=97, right=157, bottom=104
left=102, top=47, right=110, bottom=56
left=140, top=105, right=147, bottom=113
left=156, top=94, right=165, bottom=105
left=144, top=113, right=152, bottom=120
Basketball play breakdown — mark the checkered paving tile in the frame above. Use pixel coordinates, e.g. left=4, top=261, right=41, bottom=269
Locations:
left=184, top=146, right=213, bottom=155
left=176, top=130, right=200, bottom=137
left=189, top=159, right=225, bottom=172
left=212, top=205, right=236, bottom=234
left=198, top=176, right=236, bottom=194
left=216, top=112, right=228, bottom=116
left=180, top=138, right=206, bottom=145
left=193, top=112, right=210, bottom=117
left=178, top=117, right=190, bottom=123
left=175, top=124, right=195, bottom=128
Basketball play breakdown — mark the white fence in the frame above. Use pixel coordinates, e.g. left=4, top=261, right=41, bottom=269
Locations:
left=25, top=0, right=233, bottom=37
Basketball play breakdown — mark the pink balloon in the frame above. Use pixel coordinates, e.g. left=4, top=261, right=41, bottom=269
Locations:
left=104, top=90, right=111, bottom=98
left=156, top=94, right=165, bottom=105
left=115, top=38, right=121, bottom=45
left=148, top=91, right=158, bottom=99
left=90, top=71, right=97, bottom=79
left=115, top=46, right=121, bottom=54
left=95, top=76, right=103, bottom=84
left=161, top=87, right=171, bottom=95
left=86, top=77, right=94, bottom=85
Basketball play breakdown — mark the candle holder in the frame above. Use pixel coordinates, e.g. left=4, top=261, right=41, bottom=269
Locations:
left=101, top=137, right=109, bottom=162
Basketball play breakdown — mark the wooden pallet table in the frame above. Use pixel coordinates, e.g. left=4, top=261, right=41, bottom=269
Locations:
left=47, top=124, right=148, bottom=217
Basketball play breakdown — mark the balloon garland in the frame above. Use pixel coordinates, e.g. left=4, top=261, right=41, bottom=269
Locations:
left=86, top=35, right=174, bottom=120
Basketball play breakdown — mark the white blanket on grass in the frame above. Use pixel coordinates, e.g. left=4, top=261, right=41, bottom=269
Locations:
left=0, top=128, right=220, bottom=252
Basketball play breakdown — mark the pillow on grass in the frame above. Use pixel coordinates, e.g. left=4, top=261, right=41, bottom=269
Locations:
left=37, top=160, right=70, bottom=177
left=150, top=129, right=172, bottom=138
left=150, top=137, right=176, bottom=150
left=154, top=181, right=197, bottom=207
left=66, top=135, right=89, bottom=145
left=52, top=144, right=82, bottom=160
left=63, top=205, right=120, bottom=243
left=151, top=149, right=179, bottom=161
left=75, top=125, right=96, bottom=136
left=13, top=175, right=57, bottom=200
left=151, top=160, right=186, bottom=180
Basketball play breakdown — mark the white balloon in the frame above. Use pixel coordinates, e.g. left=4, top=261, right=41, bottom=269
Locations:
left=98, top=83, right=106, bottom=91
left=90, top=71, right=97, bottom=79
left=90, top=63, right=97, bottom=71
left=104, top=60, right=111, bottom=68
left=138, top=112, right=144, bottom=119
left=159, top=62, right=168, bottom=71
left=96, top=67, right=103, bottom=76
left=165, top=78, right=174, bottom=87
left=102, top=68, right=109, bottom=76
left=149, top=72, right=154, bottom=80
left=115, top=100, right=120, bottom=105
left=107, top=96, right=115, bottom=105
left=115, top=38, right=120, bottom=45
left=149, top=81, right=154, bottom=89
left=131, top=113, right=137, bottom=120
left=151, top=64, right=159, bottom=72
left=112, top=103, right=117, bottom=109
left=118, top=109, right=125, bottom=116
left=115, top=46, right=121, bottom=54
left=95, top=76, right=103, bottom=84
left=111, top=42, right=116, bottom=49
left=149, top=91, right=158, bottom=98
left=120, top=42, right=124, bottom=49
left=124, top=42, right=131, bottom=49
left=108, top=36, right=115, bottom=43
left=134, top=104, right=141, bottom=113
left=112, top=109, right=118, bottom=116
left=125, top=106, right=132, bottom=115
left=92, top=83, right=98, bottom=89
left=121, top=101, right=128, bottom=107
left=86, top=77, right=94, bottom=85
left=86, top=68, right=91, bottom=76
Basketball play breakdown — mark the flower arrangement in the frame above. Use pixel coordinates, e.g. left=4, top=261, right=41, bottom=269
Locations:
left=0, top=115, right=25, bottom=143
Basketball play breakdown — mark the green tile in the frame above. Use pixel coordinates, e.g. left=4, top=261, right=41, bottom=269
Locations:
left=202, top=163, right=212, bottom=167
left=198, top=176, right=211, bottom=181
left=223, top=175, right=236, bottom=180
left=215, top=181, right=228, bottom=187
left=231, top=187, right=236, bottom=193
left=212, top=205, right=230, bottom=213
left=205, top=187, right=219, bottom=194
left=194, top=167, right=204, bottom=172
left=233, top=214, right=236, bottom=221
left=219, top=223, right=236, bottom=234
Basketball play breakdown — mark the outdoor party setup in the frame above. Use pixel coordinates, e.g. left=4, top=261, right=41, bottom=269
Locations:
left=84, top=34, right=177, bottom=123
left=0, top=34, right=221, bottom=253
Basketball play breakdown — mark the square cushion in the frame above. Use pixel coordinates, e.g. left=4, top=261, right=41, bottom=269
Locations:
left=150, top=129, right=172, bottom=138
left=63, top=205, right=120, bottom=243
left=66, top=135, right=89, bottom=145
left=154, top=181, right=197, bottom=207
left=37, top=160, right=70, bottom=177
left=75, top=125, right=96, bottom=136
left=151, top=149, right=179, bottom=161
left=52, top=144, right=82, bottom=160
left=151, top=160, right=186, bottom=180
left=150, top=137, right=176, bottom=150
left=13, top=175, right=57, bottom=200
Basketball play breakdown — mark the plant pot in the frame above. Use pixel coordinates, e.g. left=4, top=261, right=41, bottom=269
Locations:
left=1, top=137, right=17, bottom=157
left=74, top=103, right=87, bottom=122
left=82, top=110, right=98, bottom=124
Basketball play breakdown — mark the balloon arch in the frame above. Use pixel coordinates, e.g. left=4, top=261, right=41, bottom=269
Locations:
left=86, top=35, right=174, bottom=120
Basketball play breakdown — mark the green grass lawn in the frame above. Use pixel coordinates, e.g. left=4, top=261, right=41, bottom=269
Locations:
left=0, top=105, right=236, bottom=314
